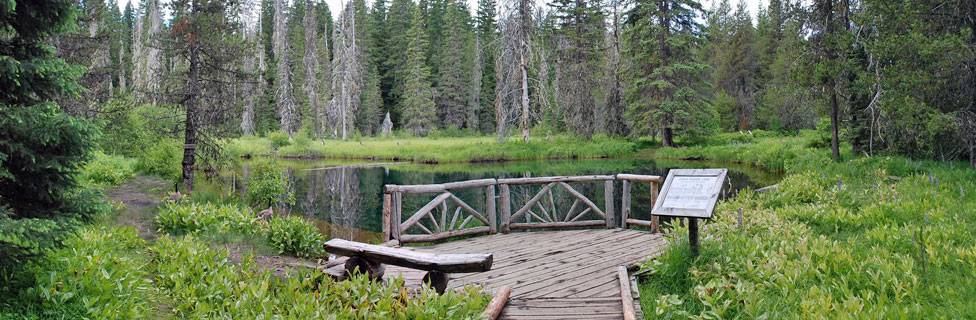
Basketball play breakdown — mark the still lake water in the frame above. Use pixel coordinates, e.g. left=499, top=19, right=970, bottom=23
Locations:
left=200, top=157, right=781, bottom=243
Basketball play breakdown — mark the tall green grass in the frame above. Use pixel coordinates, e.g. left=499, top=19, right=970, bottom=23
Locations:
left=641, top=136, right=976, bottom=318
left=227, top=134, right=638, bottom=163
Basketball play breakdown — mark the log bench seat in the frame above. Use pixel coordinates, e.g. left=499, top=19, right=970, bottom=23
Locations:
left=323, top=238, right=493, bottom=293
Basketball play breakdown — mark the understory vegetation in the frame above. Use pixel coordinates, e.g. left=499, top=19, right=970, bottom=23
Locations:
left=640, top=134, right=976, bottom=318
left=4, top=225, right=488, bottom=319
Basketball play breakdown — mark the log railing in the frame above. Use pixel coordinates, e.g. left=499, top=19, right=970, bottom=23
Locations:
left=498, top=175, right=616, bottom=233
left=384, top=179, right=497, bottom=244
left=383, top=174, right=665, bottom=244
left=616, top=174, right=662, bottom=233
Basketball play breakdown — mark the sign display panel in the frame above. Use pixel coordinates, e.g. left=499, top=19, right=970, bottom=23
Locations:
left=651, top=169, right=727, bottom=219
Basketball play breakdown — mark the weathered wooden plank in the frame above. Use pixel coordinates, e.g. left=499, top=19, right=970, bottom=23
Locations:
left=383, top=193, right=392, bottom=241
left=621, top=181, right=631, bottom=229
left=650, top=182, right=660, bottom=233
left=616, top=174, right=663, bottom=183
left=500, top=184, right=511, bottom=233
left=481, top=285, right=511, bottom=320
left=399, top=226, right=491, bottom=244
left=486, top=186, right=497, bottom=234
left=558, top=182, right=606, bottom=218
left=401, top=192, right=452, bottom=231
left=385, top=179, right=497, bottom=194
left=392, top=192, right=402, bottom=240
left=508, top=220, right=606, bottom=230
left=450, top=207, right=462, bottom=231
left=605, top=180, right=615, bottom=228
left=323, top=238, right=493, bottom=273
left=618, top=266, right=637, bottom=320
left=625, top=218, right=653, bottom=228
left=497, top=175, right=615, bottom=185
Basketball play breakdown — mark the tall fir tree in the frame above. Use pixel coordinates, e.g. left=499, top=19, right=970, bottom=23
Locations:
left=551, top=0, right=605, bottom=138
left=623, top=0, right=713, bottom=146
left=401, top=5, right=437, bottom=135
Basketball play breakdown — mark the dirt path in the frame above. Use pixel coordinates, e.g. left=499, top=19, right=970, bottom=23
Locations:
left=104, top=176, right=318, bottom=277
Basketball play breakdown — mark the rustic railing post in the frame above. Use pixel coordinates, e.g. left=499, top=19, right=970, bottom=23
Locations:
left=604, top=180, right=615, bottom=229
left=392, top=192, right=403, bottom=241
left=499, top=184, right=511, bottom=233
left=620, top=180, right=631, bottom=229
left=382, top=192, right=392, bottom=241
left=486, top=185, right=497, bottom=234
left=650, top=182, right=660, bottom=233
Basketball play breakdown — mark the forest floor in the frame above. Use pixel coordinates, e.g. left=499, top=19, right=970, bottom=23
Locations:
left=103, top=176, right=314, bottom=278
left=227, top=134, right=644, bottom=163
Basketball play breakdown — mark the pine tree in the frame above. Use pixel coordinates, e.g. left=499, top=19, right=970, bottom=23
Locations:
left=603, top=0, right=628, bottom=136
left=474, top=0, right=498, bottom=133
left=436, top=0, right=471, bottom=129
left=623, top=0, right=713, bottom=146
left=385, top=0, right=416, bottom=126
left=551, top=0, right=605, bottom=138
left=711, top=0, right=757, bottom=131
left=401, top=5, right=437, bottom=136
left=160, top=0, right=253, bottom=190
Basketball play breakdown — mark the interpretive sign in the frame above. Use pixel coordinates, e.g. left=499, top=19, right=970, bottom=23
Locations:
left=651, top=168, right=727, bottom=219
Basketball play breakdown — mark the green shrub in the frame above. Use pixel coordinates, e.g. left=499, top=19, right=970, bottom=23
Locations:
left=265, top=215, right=325, bottom=258
left=136, top=138, right=183, bottom=182
left=149, top=235, right=489, bottom=319
left=154, top=202, right=257, bottom=235
left=640, top=136, right=976, bottom=318
left=79, top=151, right=135, bottom=187
left=244, top=158, right=295, bottom=208
left=28, top=226, right=152, bottom=319
left=268, top=130, right=291, bottom=149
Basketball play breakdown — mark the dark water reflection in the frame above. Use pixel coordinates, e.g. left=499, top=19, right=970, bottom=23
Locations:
left=208, top=158, right=781, bottom=243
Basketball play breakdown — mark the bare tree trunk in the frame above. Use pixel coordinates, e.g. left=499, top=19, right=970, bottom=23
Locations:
left=182, top=47, right=200, bottom=192
left=303, top=0, right=319, bottom=139
left=274, top=0, right=298, bottom=137
left=830, top=85, right=840, bottom=159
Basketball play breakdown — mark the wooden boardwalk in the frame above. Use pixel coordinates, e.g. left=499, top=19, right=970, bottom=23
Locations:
left=383, top=228, right=666, bottom=319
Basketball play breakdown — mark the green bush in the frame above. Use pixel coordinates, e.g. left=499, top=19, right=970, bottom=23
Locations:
left=265, top=215, right=325, bottom=258
left=244, top=158, right=295, bottom=208
left=154, top=202, right=257, bottom=235
left=79, top=151, right=136, bottom=187
left=149, top=235, right=489, bottom=318
left=136, top=138, right=183, bottom=182
left=27, top=226, right=152, bottom=319
left=640, top=136, right=976, bottom=318
left=269, top=130, right=291, bottom=149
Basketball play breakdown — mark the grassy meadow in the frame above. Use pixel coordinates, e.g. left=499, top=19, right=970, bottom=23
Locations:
left=639, top=134, right=976, bottom=318
left=226, top=133, right=642, bottom=163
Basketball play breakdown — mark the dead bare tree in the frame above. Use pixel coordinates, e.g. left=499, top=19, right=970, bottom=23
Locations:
left=274, top=0, right=298, bottom=137
left=303, top=0, right=320, bottom=139
left=496, top=0, right=533, bottom=142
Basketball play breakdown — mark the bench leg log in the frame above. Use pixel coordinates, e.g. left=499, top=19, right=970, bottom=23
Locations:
left=422, top=271, right=449, bottom=294
left=344, top=256, right=386, bottom=280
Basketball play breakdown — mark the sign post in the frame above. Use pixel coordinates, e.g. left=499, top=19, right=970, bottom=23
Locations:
left=651, top=169, right=727, bottom=256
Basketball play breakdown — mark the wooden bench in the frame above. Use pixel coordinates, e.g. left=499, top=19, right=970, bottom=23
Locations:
left=323, top=238, right=493, bottom=293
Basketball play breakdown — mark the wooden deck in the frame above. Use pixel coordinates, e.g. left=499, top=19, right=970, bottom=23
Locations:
left=384, top=228, right=666, bottom=319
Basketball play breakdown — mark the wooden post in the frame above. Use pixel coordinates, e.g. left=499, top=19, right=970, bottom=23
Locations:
left=688, top=217, right=699, bottom=256
left=621, top=180, right=631, bottom=229
left=499, top=184, right=511, bottom=233
left=392, top=192, right=402, bottom=241
left=486, top=185, right=497, bottom=234
left=481, top=285, right=512, bottom=320
left=604, top=180, right=615, bottom=229
left=382, top=192, right=392, bottom=241
left=617, top=266, right=638, bottom=320
left=650, top=182, right=660, bottom=233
